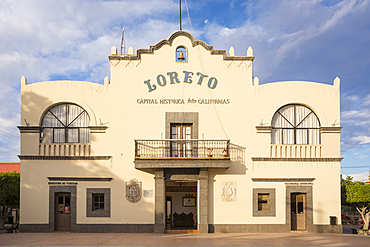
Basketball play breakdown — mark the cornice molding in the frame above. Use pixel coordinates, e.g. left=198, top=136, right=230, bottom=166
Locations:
left=18, top=155, right=112, bottom=160
left=88, top=125, right=108, bottom=133
left=17, top=126, right=41, bottom=133
left=255, top=126, right=272, bottom=133
left=251, top=178, right=315, bottom=182
left=251, top=157, right=343, bottom=162
left=320, top=127, right=342, bottom=133
left=48, top=177, right=112, bottom=182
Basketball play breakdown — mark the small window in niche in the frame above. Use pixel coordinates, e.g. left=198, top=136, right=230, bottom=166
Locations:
left=258, top=193, right=269, bottom=211
left=93, top=194, right=104, bottom=211
left=176, top=46, right=187, bottom=62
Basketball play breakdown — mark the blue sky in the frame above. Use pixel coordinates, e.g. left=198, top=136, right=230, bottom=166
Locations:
left=0, top=0, right=369, bottom=181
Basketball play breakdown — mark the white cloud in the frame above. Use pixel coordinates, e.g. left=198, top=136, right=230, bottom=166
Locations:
left=362, top=94, right=370, bottom=106
left=347, top=171, right=370, bottom=182
left=352, top=136, right=370, bottom=145
left=318, top=0, right=367, bottom=33
left=343, top=94, right=359, bottom=101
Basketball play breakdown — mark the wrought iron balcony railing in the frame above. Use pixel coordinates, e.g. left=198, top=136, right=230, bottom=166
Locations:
left=134, top=139, right=230, bottom=159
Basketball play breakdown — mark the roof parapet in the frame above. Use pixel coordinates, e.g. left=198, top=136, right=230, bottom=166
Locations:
left=128, top=46, right=134, bottom=55
left=229, top=46, right=235, bottom=56
left=104, top=76, right=110, bottom=85
left=21, top=76, right=27, bottom=85
left=108, top=31, right=254, bottom=62
left=111, top=46, right=117, bottom=55
left=254, top=77, right=259, bottom=86
left=247, top=46, right=253, bottom=57
left=334, top=77, right=340, bottom=88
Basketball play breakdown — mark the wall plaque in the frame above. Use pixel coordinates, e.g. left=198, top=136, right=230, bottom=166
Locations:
left=126, top=178, right=142, bottom=203
left=143, top=190, right=154, bottom=198
left=182, top=194, right=196, bottom=207
left=221, top=181, right=237, bottom=202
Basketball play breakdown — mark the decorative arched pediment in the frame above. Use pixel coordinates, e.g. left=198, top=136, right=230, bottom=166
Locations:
left=109, top=31, right=254, bottom=62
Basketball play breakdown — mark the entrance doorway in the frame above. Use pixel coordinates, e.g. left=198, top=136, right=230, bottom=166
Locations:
left=55, top=193, right=71, bottom=231
left=291, top=193, right=306, bottom=231
left=165, top=181, right=197, bottom=231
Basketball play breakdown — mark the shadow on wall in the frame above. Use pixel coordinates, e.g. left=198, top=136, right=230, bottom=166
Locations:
left=22, top=90, right=53, bottom=126
left=207, top=143, right=247, bottom=224
left=226, top=143, right=247, bottom=175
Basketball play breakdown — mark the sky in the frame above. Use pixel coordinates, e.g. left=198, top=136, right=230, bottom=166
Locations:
left=0, top=0, right=369, bottom=181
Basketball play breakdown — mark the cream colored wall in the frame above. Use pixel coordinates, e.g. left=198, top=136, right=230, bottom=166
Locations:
left=20, top=32, right=341, bottom=226
left=209, top=162, right=341, bottom=225
left=20, top=159, right=154, bottom=224
left=249, top=81, right=340, bottom=158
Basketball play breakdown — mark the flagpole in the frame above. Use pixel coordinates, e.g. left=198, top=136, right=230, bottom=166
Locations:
left=179, top=0, right=182, bottom=30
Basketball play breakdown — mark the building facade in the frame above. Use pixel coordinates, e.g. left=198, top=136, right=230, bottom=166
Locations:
left=18, top=31, right=342, bottom=233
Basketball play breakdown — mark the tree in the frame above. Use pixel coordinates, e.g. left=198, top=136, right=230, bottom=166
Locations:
left=341, top=175, right=354, bottom=207
left=0, top=172, right=20, bottom=228
left=346, top=182, right=370, bottom=230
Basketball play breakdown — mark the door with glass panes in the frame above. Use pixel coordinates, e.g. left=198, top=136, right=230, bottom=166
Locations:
left=55, top=193, right=71, bottom=231
left=171, top=124, right=192, bottom=157
left=291, top=193, right=306, bottom=230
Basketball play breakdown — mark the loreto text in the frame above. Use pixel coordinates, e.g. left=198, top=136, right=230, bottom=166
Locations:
left=144, top=71, right=218, bottom=92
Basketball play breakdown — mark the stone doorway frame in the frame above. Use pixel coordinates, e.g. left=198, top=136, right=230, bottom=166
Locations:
left=49, top=186, right=77, bottom=232
left=285, top=186, right=313, bottom=232
left=154, top=168, right=208, bottom=233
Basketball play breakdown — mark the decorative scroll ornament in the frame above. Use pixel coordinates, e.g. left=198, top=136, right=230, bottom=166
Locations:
left=126, top=178, right=142, bottom=203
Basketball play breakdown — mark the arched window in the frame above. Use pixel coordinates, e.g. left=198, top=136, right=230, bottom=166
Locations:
left=271, top=104, right=320, bottom=145
left=40, top=103, right=90, bottom=143
left=176, top=46, right=187, bottom=62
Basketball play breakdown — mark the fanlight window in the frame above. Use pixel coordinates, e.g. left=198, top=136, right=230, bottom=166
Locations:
left=40, top=104, right=90, bottom=143
left=271, top=104, right=320, bottom=145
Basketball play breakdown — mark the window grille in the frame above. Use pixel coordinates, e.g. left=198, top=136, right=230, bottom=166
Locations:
left=271, top=104, right=320, bottom=144
left=40, top=104, right=90, bottom=143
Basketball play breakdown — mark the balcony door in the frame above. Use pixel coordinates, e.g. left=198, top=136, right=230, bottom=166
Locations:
left=171, top=124, right=192, bottom=157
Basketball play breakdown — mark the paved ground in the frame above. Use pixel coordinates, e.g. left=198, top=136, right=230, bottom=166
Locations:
left=0, top=226, right=368, bottom=247
left=1, top=232, right=369, bottom=247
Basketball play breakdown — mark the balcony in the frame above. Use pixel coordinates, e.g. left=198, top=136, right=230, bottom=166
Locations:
left=134, top=139, right=231, bottom=170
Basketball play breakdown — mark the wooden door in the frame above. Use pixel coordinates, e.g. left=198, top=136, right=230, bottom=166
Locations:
left=55, top=193, right=71, bottom=231
left=171, top=124, right=192, bottom=157
left=291, top=193, right=306, bottom=230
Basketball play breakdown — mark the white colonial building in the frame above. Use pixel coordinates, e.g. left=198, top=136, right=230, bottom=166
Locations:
left=18, top=31, right=342, bottom=233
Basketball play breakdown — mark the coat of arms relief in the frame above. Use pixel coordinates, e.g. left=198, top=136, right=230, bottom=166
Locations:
left=126, top=178, right=142, bottom=203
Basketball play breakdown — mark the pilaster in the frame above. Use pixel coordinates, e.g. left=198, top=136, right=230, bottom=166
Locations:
left=154, top=169, right=165, bottom=233
left=198, top=168, right=209, bottom=233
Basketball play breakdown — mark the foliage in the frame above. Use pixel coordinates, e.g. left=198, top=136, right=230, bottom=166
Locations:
left=341, top=175, right=354, bottom=207
left=346, top=182, right=370, bottom=230
left=341, top=175, right=366, bottom=207
left=0, top=172, right=20, bottom=228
